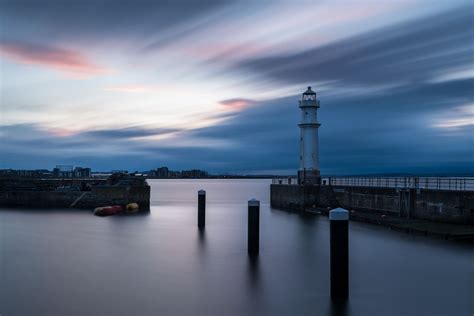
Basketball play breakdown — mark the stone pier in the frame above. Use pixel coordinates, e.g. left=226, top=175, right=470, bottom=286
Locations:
left=271, top=184, right=474, bottom=224
left=0, top=178, right=151, bottom=210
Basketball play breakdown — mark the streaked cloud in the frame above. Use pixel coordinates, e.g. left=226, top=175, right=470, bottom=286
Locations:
left=236, top=6, right=474, bottom=87
left=432, top=104, right=474, bottom=130
left=0, top=0, right=228, bottom=44
left=435, top=118, right=474, bottom=129
left=0, top=0, right=472, bottom=174
left=104, top=85, right=158, bottom=93
left=83, top=127, right=182, bottom=139
left=219, top=98, right=254, bottom=110
left=0, top=41, right=108, bottom=77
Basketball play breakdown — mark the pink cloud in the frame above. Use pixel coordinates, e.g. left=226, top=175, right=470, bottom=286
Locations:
left=219, top=98, right=254, bottom=110
left=44, top=127, right=78, bottom=137
left=0, top=41, right=108, bottom=77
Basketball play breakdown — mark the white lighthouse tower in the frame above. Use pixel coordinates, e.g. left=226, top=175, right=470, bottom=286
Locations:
left=298, top=86, right=321, bottom=185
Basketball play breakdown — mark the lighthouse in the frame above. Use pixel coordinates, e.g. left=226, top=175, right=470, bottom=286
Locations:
left=298, top=86, right=321, bottom=185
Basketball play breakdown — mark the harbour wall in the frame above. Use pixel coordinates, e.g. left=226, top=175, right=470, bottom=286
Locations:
left=0, top=185, right=151, bottom=210
left=270, top=184, right=474, bottom=224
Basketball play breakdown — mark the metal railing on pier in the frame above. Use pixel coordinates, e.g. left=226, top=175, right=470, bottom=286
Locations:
left=272, top=176, right=474, bottom=191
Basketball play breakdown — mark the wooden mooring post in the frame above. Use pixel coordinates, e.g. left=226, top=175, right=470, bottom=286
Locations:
left=248, top=199, right=260, bottom=256
left=198, top=190, right=206, bottom=229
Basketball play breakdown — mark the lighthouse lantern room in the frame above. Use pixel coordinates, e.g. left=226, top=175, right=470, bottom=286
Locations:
left=298, top=86, right=321, bottom=185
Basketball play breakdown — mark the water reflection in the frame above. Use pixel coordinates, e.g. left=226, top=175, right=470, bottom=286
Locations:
left=0, top=179, right=472, bottom=316
left=247, top=255, right=260, bottom=288
left=246, top=255, right=262, bottom=315
left=329, top=300, right=349, bottom=316
left=197, top=228, right=206, bottom=250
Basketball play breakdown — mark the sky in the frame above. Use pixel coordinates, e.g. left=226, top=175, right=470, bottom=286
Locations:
left=0, top=0, right=473, bottom=175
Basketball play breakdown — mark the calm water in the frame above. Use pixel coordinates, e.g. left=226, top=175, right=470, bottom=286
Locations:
left=0, top=179, right=472, bottom=316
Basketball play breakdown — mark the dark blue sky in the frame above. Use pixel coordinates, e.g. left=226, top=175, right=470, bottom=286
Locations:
left=0, top=0, right=473, bottom=175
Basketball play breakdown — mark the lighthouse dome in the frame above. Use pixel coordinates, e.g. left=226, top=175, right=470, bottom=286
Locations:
left=303, top=86, right=316, bottom=95
left=302, top=86, right=316, bottom=101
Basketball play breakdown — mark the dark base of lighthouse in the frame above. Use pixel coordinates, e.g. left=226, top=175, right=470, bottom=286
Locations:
left=298, top=170, right=321, bottom=185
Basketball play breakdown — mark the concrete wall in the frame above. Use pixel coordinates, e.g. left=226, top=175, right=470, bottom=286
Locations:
left=271, top=184, right=474, bottom=224
left=319, top=186, right=404, bottom=215
left=0, top=185, right=150, bottom=210
left=414, top=189, right=473, bottom=223
left=271, top=184, right=304, bottom=211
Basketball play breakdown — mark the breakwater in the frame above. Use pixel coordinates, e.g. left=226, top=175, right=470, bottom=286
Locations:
left=271, top=184, right=474, bottom=224
left=0, top=178, right=150, bottom=210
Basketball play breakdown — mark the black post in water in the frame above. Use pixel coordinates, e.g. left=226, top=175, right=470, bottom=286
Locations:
left=248, top=199, right=260, bottom=256
left=198, top=190, right=206, bottom=229
left=330, top=207, right=349, bottom=300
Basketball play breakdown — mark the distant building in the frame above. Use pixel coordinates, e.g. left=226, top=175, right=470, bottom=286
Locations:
left=168, top=170, right=181, bottom=178
left=181, top=169, right=208, bottom=178
left=155, top=167, right=169, bottom=178
left=74, top=167, right=91, bottom=178
left=53, top=168, right=60, bottom=178
left=54, top=165, right=74, bottom=178
left=56, top=165, right=73, bottom=172
left=146, top=167, right=209, bottom=178
left=111, top=170, right=128, bottom=174
left=53, top=165, right=91, bottom=178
